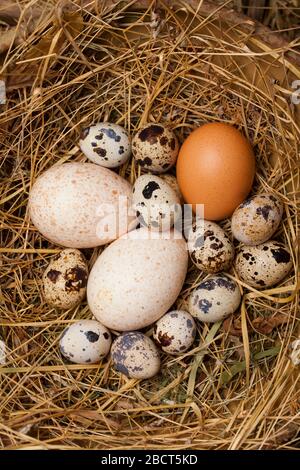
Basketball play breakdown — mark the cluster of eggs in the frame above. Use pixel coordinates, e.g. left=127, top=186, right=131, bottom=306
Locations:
left=24, top=120, right=293, bottom=380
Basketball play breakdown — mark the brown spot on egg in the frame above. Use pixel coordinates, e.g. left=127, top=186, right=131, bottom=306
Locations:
left=256, top=205, right=273, bottom=221
left=138, top=124, right=164, bottom=144
left=157, top=331, right=174, bottom=347
left=271, top=247, right=291, bottom=264
left=47, top=269, right=61, bottom=283
left=93, top=147, right=107, bottom=158
left=142, top=181, right=160, bottom=199
left=160, top=136, right=168, bottom=146
left=64, top=266, right=88, bottom=292
left=136, top=157, right=153, bottom=167
left=169, top=138, right=176, bottom=150
left=210, top=241, right=224, bottom=250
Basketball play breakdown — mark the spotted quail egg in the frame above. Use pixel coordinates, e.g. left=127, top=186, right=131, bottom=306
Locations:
left=132, top=174, right=181, bottom=231
left=59, top=319, right=111, bottom=364
left=160, top=174, right=184, bottom=204
left=235, top=240, right=292, bottom=289
left=188, top=220, right=234, bottom=273
left=132, top=123, right=179, bottom=173
left=188, top=273, right=241, bottom=323
left=153, top=310, right=196, bottom=355
left=79, top=122, right=131, bottom=168
left=0, top=339, right=6, bottom=365
left=111, top=331, right=160, bottom=379
left=43, top=249, right=88, bottom=309
left=231, top=193, right=283, bottom=245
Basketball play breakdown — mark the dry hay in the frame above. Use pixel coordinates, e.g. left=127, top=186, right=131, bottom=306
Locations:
left=0, top=0, right=299, bottom=450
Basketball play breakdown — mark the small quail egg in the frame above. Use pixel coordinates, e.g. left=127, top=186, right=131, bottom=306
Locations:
left=79, top=122, right=131, bottom=168
left=132, top=123, right=179, bottom=173
left=43, top=249, right=88, bottom=309
left=235, top=240, right=292, bottom=289
left=231, top=193, right=283, bottom=245
left=0, top=339, right=6, bottom=365
left=153, top=310, right=196, bottom=355
left=59, top=319, right=111, bottom=364
left=188, top=273, right=241, bottom=323
left=111, top=331, right=160, bottom=379
left=160, top=174, right=184, bottom=205
left=132, top=174, right=181, bottom=231
left=188, top=220, right=234, bottom=273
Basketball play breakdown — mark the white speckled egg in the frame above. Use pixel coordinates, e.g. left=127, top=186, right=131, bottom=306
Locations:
left=43, top=249, right=88, bottom=309
left=188, top=220, right=234, bottom=273
left=87, top=227, right=188, bottom=331
left=231, top=193, right=283, bottom=245
left=132, top=123, right=179, bottom=173
left=235, top=241, right=292, bottom=288
left=59, top=320, right=111, bottom=364
left=111, top=331, right=160, bottom=379
left=79, top=122, right=131, bottom=168
left=160, top=174, right=184, bottom=204
left=29, top=162, right=136, bottom=248
left=132, top=174, right=181, bottom=231
left=153, top=310, right=196, bottom=355
left=188, top=274, right=241, bottom=323
left=0, top=339, right=6, bottom=365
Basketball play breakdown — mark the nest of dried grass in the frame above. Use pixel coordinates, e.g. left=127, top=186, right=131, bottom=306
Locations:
left=0, top=0, right=299, bottom=450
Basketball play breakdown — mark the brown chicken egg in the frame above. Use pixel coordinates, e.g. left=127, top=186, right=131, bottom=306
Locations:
left=176, top=123, right=255, bottom=220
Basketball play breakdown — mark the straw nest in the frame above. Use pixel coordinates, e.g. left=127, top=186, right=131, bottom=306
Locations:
left=0, top=0, right=299, bottom=450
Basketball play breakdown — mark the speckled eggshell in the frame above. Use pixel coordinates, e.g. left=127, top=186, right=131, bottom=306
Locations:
left=234, top=241, right=292, bottom=289
left=160, top=174, right=184, bottom=204
left=188, top=274, right=241, bottom=323
left=0, top=339, right=6, bottom=365
left=153, top=310, right=196, bottom=355
left=43, top=249, right=88, bottom=309
left=132, top=174, right=181, bottom=231
left=87, top=227, right=188, bottom=331
left=231, top=193, right=283, bottom=245
left=59, top=320, right=111, bottom=364
left=132, top=123, right=179, bottom=173
left=79, top=123, right=131, bottom=168
left=29, top=162, right=136, bottom=248
left=111, top=331, right=160, bottom=379
left=188, top=220, right=234, bottom=273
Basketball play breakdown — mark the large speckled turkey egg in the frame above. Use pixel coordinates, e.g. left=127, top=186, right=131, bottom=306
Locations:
left=132, top=123, right=179, bottom=173
left=231, top=193, right=283, bottom=245
left=188, top=274, right=241, bottom=323
left=43, top=249, right=88, bottom=309
left=132, top=174, right=181, bottom=231
left=29, top=162, right=136, bottom=248
left=79, top=122, right=131, bottom=168
left=177, top=123, right=255, bottom=220
left=111, top=332, right=160, bottom=379
left=153, top=310, right=196, bottom=355
left=59, top=320, right=111, bottom=364
left=235, top=241, right=292, bottom=288
left=87, top=227, right=188, bottom=331
left=188, top=220, right=234, bottom=273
